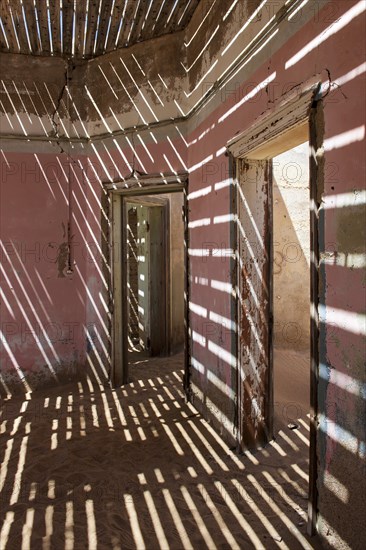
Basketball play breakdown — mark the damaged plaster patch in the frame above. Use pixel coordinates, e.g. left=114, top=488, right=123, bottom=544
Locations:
left=56, top=222, right=70, bottom=278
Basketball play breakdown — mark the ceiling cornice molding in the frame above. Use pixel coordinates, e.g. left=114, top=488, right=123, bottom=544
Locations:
left=0, top=0, right=314, bottom=146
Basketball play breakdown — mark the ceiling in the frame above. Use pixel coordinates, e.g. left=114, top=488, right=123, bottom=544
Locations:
left=0, top=0, right=200, bottom=59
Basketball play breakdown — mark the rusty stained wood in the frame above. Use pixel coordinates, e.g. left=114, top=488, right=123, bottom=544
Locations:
left=0, top=0, right=10, bottom=50
left=62, top=0, right=75, bottom=56
left=307, top=99, right=323, bottom=536
left=74, top=1, right=87, bottom=58
left=0, top=0, right=20, bottom=52
left=93, top=0, right=115, bottom=56
left=174, top=0, right=193, bottom=29
left=34, top=0, right=50, bottom=54
left=128, top=0, right=150, bottom=45
left=9, top=0, right=31, bottom=52
left=83, top=0, right=100, bottom=57
left=52, top=2, right=78, bottom=58
left=103, top=0, right=124, bottom=52
left=139, top=0, right=165, bottom=39
left=0, top=22, right=8, bottom=50
left=237, top=158, right=271, bottom=449
left=116, top=0, right=136, bottom=47
left=174, top=0, right=199, bottom=30
left=22, top=0, right=40, bottom=53
left=150, top=0, right=178, bottom=38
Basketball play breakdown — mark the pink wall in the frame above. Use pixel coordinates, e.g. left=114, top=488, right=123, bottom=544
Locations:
left=0, top=151, right=106, bottom=392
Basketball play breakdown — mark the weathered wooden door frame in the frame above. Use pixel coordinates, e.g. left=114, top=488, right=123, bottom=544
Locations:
left=109, top=174, right=190, bottom=396
left=227, top=80, right=323, bottom=536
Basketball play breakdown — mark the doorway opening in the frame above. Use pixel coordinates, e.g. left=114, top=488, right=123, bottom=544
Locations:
left=272, top=142, right=311, bottom=438
left=125, top=194, right=185, bottom=373
left=234, top=135, right=314, bottom=530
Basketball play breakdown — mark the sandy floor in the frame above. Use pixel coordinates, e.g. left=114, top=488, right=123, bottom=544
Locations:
left=273, top=348, right=310, bottom=432
left=0, top=351, right=321, bottom=550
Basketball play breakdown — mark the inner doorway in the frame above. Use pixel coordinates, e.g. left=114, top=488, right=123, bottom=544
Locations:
left=126, top=193, right=185, bottom=369
left=126, top=199, right=168, bottom=358
left=111, top=186, right=187, bottom=385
